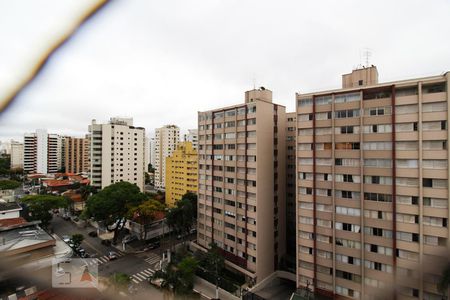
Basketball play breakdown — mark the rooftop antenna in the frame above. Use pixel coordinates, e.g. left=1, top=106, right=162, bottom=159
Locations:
left=252, top=73, right=256, bottom=90
left=363, top=48, right=372, bottom=67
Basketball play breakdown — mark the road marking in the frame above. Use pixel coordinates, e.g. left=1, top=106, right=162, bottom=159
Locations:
left=135, top=273, right=147, bottom=280
left=132, top=279, right=139, bottom=284
left=142, top=269, right=153, bottom=276
left=98, top=257, right=108, bottom=263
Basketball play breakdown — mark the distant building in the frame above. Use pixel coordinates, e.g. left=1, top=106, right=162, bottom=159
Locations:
left=64, top=136, right=89, bottom=173
left=149, top=137, right=156, bottom=167
left=196, top=87, right=286, bottom=284
left=154, top=125, right=180, bottom=190
left=89, top=117, right=146, bottom=191
left=10, top=140, right=23, bottom=170
left=285, top=112, right=296, bottom=272
left=165, top=141, right=198, bottom=207
left=184, top=129, right=198, bottom=150
left=24, top=129, right=63, bottom=174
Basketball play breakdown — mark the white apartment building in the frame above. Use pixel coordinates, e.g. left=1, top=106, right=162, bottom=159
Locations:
left=24, top=129, right=63, bottom=174
left=10, top=141, right=23, bottom=170
left=89, top=117, right=146, bottom=191
left=149, top=137, right=156, bottom=167
left=184, top=129, right=199, bottom=150
left=154, top=125, right=180, bottom=190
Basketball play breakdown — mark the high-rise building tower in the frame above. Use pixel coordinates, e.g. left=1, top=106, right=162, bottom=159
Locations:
left=23, top=129, right=63, bottom=174
left=196, top=87, right=286, bottom=284
left=296, top=66, right=450, bottom=299
left=165, top=141, right=198, bottom=207
left=154, top=125, right=180, bottom=190
left=184, top=129, right=199, bottom=150
left=10, top=141, right=23, bottom=170
left=64, top=136, right=89, bottom=173
left=88, top=118, right=146, bottom=191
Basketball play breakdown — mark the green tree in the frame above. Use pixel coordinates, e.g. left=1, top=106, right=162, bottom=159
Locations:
left=153, top=255, right=198, bottom=294
left=110, top=272, right=131, bottom=290
left=21, top=195, right=69, bottom=227
left=85, top=182, right=145, bottom=243
left=128, top=199, right=165, bottom=240
left=166, top=193, right=197, bottom=241
left=0, top=179, right=21, bottom=190
left=200, top=242, right=224, bottom=297
left=71, top=233, right=84, bottom=247
left=79, top=185, right=97, bottom=201
left=0, top=155, right=10, bottom=176
left=438, top=263, right=450, bottom=299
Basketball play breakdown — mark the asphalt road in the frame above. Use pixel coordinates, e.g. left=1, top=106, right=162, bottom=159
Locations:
left=50, top=215, right=192, bottom=299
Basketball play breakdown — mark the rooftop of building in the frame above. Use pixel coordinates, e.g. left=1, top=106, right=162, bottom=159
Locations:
left=0, top=217, right=27, bottom=227
left=0, top=221, right=54, bottom=255
left=297, top=66, right=449, bottom=97
left=0, top=201, right=22, bottom=213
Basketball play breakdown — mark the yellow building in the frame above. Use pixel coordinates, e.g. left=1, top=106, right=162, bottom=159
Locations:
left=165, top=141, right=198, bottom=207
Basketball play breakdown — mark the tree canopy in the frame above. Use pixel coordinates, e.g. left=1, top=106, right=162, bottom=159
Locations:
left=128, top=199, right=165, bottom=239
left=0, top=179, right=21, bottom=190
left=21, top=195, right=69, bottom=227
left=85, top=181, right=145, bottom=242
left=166, top=192, right=197, bottom=237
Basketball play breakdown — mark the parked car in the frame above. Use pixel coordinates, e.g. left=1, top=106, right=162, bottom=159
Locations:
left=88, top=231, right=98, bottom=237
left=189, top=228, right=197, bottom=234
left=62, top=214, right=70, bottom=221
left=122, top=235, right=137, bottom=244
left=101, top=239, right=112, bottom=246
left=144, top=241, right=160, bottom=250
left=61, top=235, right=71, bottom=243
left=108, top=251, right=118, bottom=261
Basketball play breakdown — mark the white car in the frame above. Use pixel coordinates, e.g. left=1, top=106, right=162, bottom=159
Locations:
left=62, top=235, right=71, bottom=243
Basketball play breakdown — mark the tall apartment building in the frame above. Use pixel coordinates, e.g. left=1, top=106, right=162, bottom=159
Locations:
left=296, top=66, right=450, bottom=299
left=64, top=137, right=89, bottom=173
left=285, top=112, right=297, bottom=271
left=165, top=141, right=198, bottom=207
left=10, top=141, right=23, bottom=170
left=154, top=125, right=180, bottom=190
left=149, top=137, right=156, bottom=167
left=184, top=129, right=199, bottom=149
left=24, top=129, right=63, bottom=174
left=88, top=118, right=146, bottom=191
left=196, top=88, right=286, bottom=284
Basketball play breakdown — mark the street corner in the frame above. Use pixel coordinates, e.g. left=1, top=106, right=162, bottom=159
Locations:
left=52, top=258, right=98, bottom=289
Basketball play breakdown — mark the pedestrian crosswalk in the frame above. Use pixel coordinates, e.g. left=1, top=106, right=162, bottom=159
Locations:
left=145, top=253, right=160, bottom=265
left=131, top=268, right=155, bottom=284
left=83, top=251, right=125, bottom=266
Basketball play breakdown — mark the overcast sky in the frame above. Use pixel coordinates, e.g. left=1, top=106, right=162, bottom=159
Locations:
left=1, top=0, right=450, bottom=141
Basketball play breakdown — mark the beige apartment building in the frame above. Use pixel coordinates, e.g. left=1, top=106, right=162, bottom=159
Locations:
left=296, top=66, right=450, bottom=299
left=89, top=118, right=146, bottom=191
left=64, top=137, right=89, bottom=173
left=10, top=141, right=23, bottom=170
left=285, top=112, right=297, bottom=271
left=196, top=88, right=286, bottom=284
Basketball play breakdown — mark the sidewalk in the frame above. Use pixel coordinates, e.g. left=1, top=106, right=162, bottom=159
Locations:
left=193, top=276, right=240, bottom=300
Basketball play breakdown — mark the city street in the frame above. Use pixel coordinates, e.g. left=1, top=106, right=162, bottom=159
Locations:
left=50, top=214, right=198, bottom=299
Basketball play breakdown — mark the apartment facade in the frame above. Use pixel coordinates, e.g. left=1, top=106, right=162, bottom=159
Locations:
left=296, top=66, right=450, bottom=299
left=149, top=137, right=156, bottom=167
left=88, top=118, right=146, bottom=191
left=154, top=125, right=180, bottom=190
left=165, top=141, right=198, bottom=207
left=10, top=141, right=23, bottom=170
left=285, top=112, right=297, bottom=271
left=24, top=129, right=63, bottom=174
left=196, top=88, right=286, bottom=283
left=184, top=129, right=199, bottom=150
left=64, top=137, right=89, bottom=173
